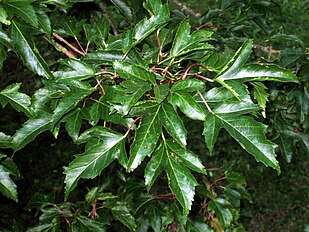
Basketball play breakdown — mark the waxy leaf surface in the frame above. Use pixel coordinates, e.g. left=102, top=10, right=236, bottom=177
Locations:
left=0, top=165, right=17, bottom=202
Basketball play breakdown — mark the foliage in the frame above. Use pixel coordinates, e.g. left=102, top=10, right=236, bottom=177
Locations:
left=0, top=0, right=306, bottom=231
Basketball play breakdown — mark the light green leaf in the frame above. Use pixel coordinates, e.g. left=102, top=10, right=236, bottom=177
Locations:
left=166, top=139, right=205, bottom=174
left=168, top=91, right=206, bottom=121
left=215, top=114, right=280, bottom=172
left=0, top=164, right=17, bottom=202
left=10, top=21, right=53, bottom=79
left=52, top=87, right=95, bottom=125
left=0, top=6, right=10, bottom=25
left=114, top=60, right=156, bottom=84
left=0, top=83, right=34, bottom=117
left=0, top=132, right=12, bottom=148
left=4, top=0, right=38, bottom=27
left=208, top=198, right=232, bottom=228
left=64, top=128, right=125, bottom=200
left=170, top=20, right=213, bottom=58
left=144, top=142, right=165, bottom=190
left=160, top=103, right=187, bottom=147
left=203, top=112, right=221, bottom=155
left=11, top=113, right=52, bottom=152
left=165, top=153, right=197, bottom=215
left=216, top=39, right=253, bottom=80
left=112, top=205, right=137, bottom=231
left=64, top=108, right=82, bottom=141
left=251, top=82, right=269, bottom=117
left=54, top=59, right=95, bottom=82
left=127, top=104, right=162, bottom=171
left=171, top=79, right=205, bottom=92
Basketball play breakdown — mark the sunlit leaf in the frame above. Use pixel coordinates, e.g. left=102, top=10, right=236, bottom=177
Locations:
left=0, top=164, right=17, bottom=202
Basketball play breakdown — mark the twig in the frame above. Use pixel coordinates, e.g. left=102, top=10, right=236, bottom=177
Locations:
left=197, top=90, right=212, bottom=112
left=125, top=116, right=143, bottom=137
left=99, top=2, right=118, bottom=36
left=52, top=32, right=85, bottom=56
left=171, top=0, right=201, bottom=18
left=43, top=36, right=76, bottom=58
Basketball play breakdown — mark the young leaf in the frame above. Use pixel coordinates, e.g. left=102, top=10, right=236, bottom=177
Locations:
left=113, top=60, right=156, bottom=84
left=170, top=20, right=213, bottom=58
left=10, top=21, right=53, bottom=79
left=215, top=114, right=280, bottom=172
left=12, top=113, right=52, bottom=152
left=203, top=112, right=221, bottom=155
left=127, top=104, right=162, bottom=172
left=0, top=83, right=34, bottom=117
left=64, top=129, right=125, bottom=200
left=166, top=140, right=206, bottom=174
left=0, top=164, right=18, bottom=202
left=168, top=91, right=206, bottom=121
left=4, top=0, right=38, bottom=27
left=160, top=103, right=187, bottom=147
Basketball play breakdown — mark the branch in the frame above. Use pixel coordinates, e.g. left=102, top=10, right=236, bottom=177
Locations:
left=171, top=0, right=201, bottom=18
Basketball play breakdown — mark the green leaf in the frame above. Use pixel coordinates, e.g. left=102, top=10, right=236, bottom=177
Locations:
left=4, top=0, right=38, bottom=27
left=215, top=114, right=280, bottom=172
left=1, top=158, right=20, bottom=177
left=208, top=198, right=232, bottom=229
left=154, top=83, right=169, bottom=103
left=127, top=104, right=162, bottom=171
left=160, top=103, right=187, bottom=147
left=12, top=113, right=52, bottom=152
left=203, top=112, right=221, bottom=155
left=251, top=82, right=269, bottom=117
left=64, top=108, right=82, bottom=141
left=0, top=29, right=12, bottom=48
left=165, top=152, right=197, bottom=215
left=37, top=10, right=51, bottom=36
left=216, top=39, right=253, bottom=80
left=54, top=59, right=95, bottom=82
left=72, top=216, right=107, bottom=231
left=64, top=128, right=125, bottom=200
left=52, top=87, right=95, bottom=125
left=170, top=20, right=213, bottom=58
left=110, top=0, right=132, bottom=20
left=221, top=64, right=298, bottom=83
left=0, top=83, right=34, bottom=117
left=187, top=219, right=212, bottom=232
left=168, top=91, right=206, bottom=121
left=82, top=50, right=127, bottom=65
left=166, top=140, right=206, bottom=174
left=0, top=164, right=17, bottom=202
left=144, top=142, right=164, bottom=190
left=10, top=21, right=53, bottom=79
left=83, top=19, right=109, bottom=48
left=171, top=79, right=205, bottom=92
left=0, top=6, right=10, bottom=25
left=114, top=60, right=156, bottom=84
left=112, top=204, right=137, bottom=231
left=0, top=132, right=12, bottom=148
left=213, top=101, right=260, bottom=115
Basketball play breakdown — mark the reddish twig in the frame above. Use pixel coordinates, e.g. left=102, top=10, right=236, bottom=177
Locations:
left=125, top=116, right=143, bottom=137
left=52, top=32, right=85, bottom=56
left=197, top=90, right=212, bottom=112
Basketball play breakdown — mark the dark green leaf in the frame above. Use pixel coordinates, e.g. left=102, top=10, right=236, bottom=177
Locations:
left=10, top=21, right=53, bottom=79
left=72, top=216, right=107, bottom=232
left=187, top=219, right=212, bottom=232
left=0, top=29, right=12, bottom=48
left=0, top=132, right=12, bottom=148
left=171, top=79, right=205, bottom=92
left=154, top=83, right=169, bottom=103
left=1, top=158, right=20, bottom=177
left=110, top=0, right=132, bottom=20
left=0, top=6, right=10, bottom=25
left=4, top=0, right=38, bottom=27
left=0, top=83, right=34, bottom=117
left=112, top=205, right=137, bottom=231
left=160, top=103, right=187, bottom=147
left=64, top=128, right=125, bottom=200
left=203, top=112, right=221, bottom=155
left=12, top=113, right=52, bottom=152
left=64, top=108, right=82, bottom=141
left=213, top=102, right=260, bottom=115
left=127, top=104, right=162, bottom=171
left=168, top=91, right=206, bottom=121
left=166, top=140, right=206, bottom=174
left=0, top=164, right=17, bottom=202
left=37, top=10, right=51, bottom=36
left=208, top=198, right=232, bottom=228
left=251, top=82, right=269, bottom=117
left=82, top=50, right=127, bottom=65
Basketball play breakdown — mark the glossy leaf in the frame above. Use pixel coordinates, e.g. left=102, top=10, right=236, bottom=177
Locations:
left=110, top=0, right=132, bottom=20
left=215, top=114, right=280, bottom=172
left=251, top=82, right=269, bottom=117
left=0, top=83, right=34, bottom=117
left=64, top=128, right=125, bottom=200
left=112, top=204, right=137, bottom=231
left=171, top=79, right=205, bottom=92
left=166, top=140, right=206, bottom=174
left=4, top=0, right=38, bottom=27
left=213, top=101, right=260, bottom=115
left=0, top=6, right=10, bottom=25
left=203, top=112, right=221, bottom=155
left=127, top=104, right=162, bottom=171
left=168, top=91, right=206, bottom=121
left=0, top=29, right=12, bottom=48
left=160, top=103, right=187, bottom=147
left=10, top=21, right=53, bottom=79
left=52, top=87, right=95, bottom=125
left=12, top=113, right=52, bottom=152
left=72, top=216, right=107, bottom=231
left=0, top=164, right=17, bottom=202
left=114, top=60, right=156, bottom=84
left=83, top=50, right=127, bottom=65
left=64, top=108, right=82, bottom=141
left=0, top=132, right=11, bottom=148
left=37, top=10, right=51, bottom=36
left=208, top=198, right=232, bottom=229
left=154, top=84, right=169, bottom=103
left=170, top=20, right=213, bottom=58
